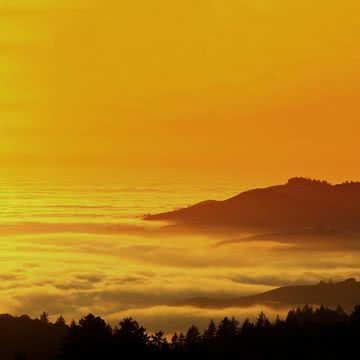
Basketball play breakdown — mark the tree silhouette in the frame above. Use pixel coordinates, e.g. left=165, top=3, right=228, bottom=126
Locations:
left=255, top=311, right=271, bottom=328
left=149, top=331, right=169, bottom=356
left=1, top=304, right=360, bottom=359
left=55, top=316, right=66, bottom=327
left=241, top=318, right=255, bottom=334
left=350, top=305, right=360, bottom=328
left=170, top=331, right=185, bottom=355
left=185, top=325, right=201, bottom=353
left=203, top=319, right=216, bottom=345
left=60, top=314, right=112, bottom=360
left=39, top=312, right=49, bottom=324
left=114, top=317, right=149, bottom=356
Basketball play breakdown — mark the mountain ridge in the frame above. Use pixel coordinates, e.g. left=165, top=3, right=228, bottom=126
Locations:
left=182, top=278, right=360, bottom=309
left=144, top=177, right=360, bottom=232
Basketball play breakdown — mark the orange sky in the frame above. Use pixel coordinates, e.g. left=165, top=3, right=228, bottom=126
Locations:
left=1, top=0, right=360, bottom=183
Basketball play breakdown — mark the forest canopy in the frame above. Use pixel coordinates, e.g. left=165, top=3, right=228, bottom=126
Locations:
left=2, top=304, right=360, bottom=359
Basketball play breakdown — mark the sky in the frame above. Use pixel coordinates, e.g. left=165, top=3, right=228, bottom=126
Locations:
left=1, top=0, right=360, bottom=183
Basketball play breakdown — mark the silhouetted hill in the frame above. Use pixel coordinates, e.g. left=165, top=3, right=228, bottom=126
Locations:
left=183, top=278, right=360, bottom=309
left=145, top=178, right=360, bottom=232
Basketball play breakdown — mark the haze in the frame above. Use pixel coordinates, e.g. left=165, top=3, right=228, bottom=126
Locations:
left=1, top=0, right=360, bottom=333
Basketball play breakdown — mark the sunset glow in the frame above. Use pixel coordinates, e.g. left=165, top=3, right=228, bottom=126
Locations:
left=1, top=0, right=360, bottom=337
left=2, top=0, right=360, bottom=182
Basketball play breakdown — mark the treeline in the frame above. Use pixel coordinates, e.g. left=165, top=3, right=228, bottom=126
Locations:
left=2, top=305, right=360, bottom=360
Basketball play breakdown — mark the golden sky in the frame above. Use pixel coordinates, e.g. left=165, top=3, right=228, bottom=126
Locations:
left=1, top=0, right=360, bottom=183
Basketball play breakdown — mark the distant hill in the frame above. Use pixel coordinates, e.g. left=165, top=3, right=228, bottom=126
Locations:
left=145, top=178, right=360, bottom=232
left=182, top=278, right=360, bottom=309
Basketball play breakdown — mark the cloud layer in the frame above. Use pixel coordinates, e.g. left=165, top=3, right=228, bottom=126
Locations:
left=1, top=182, right=360, bottom=332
